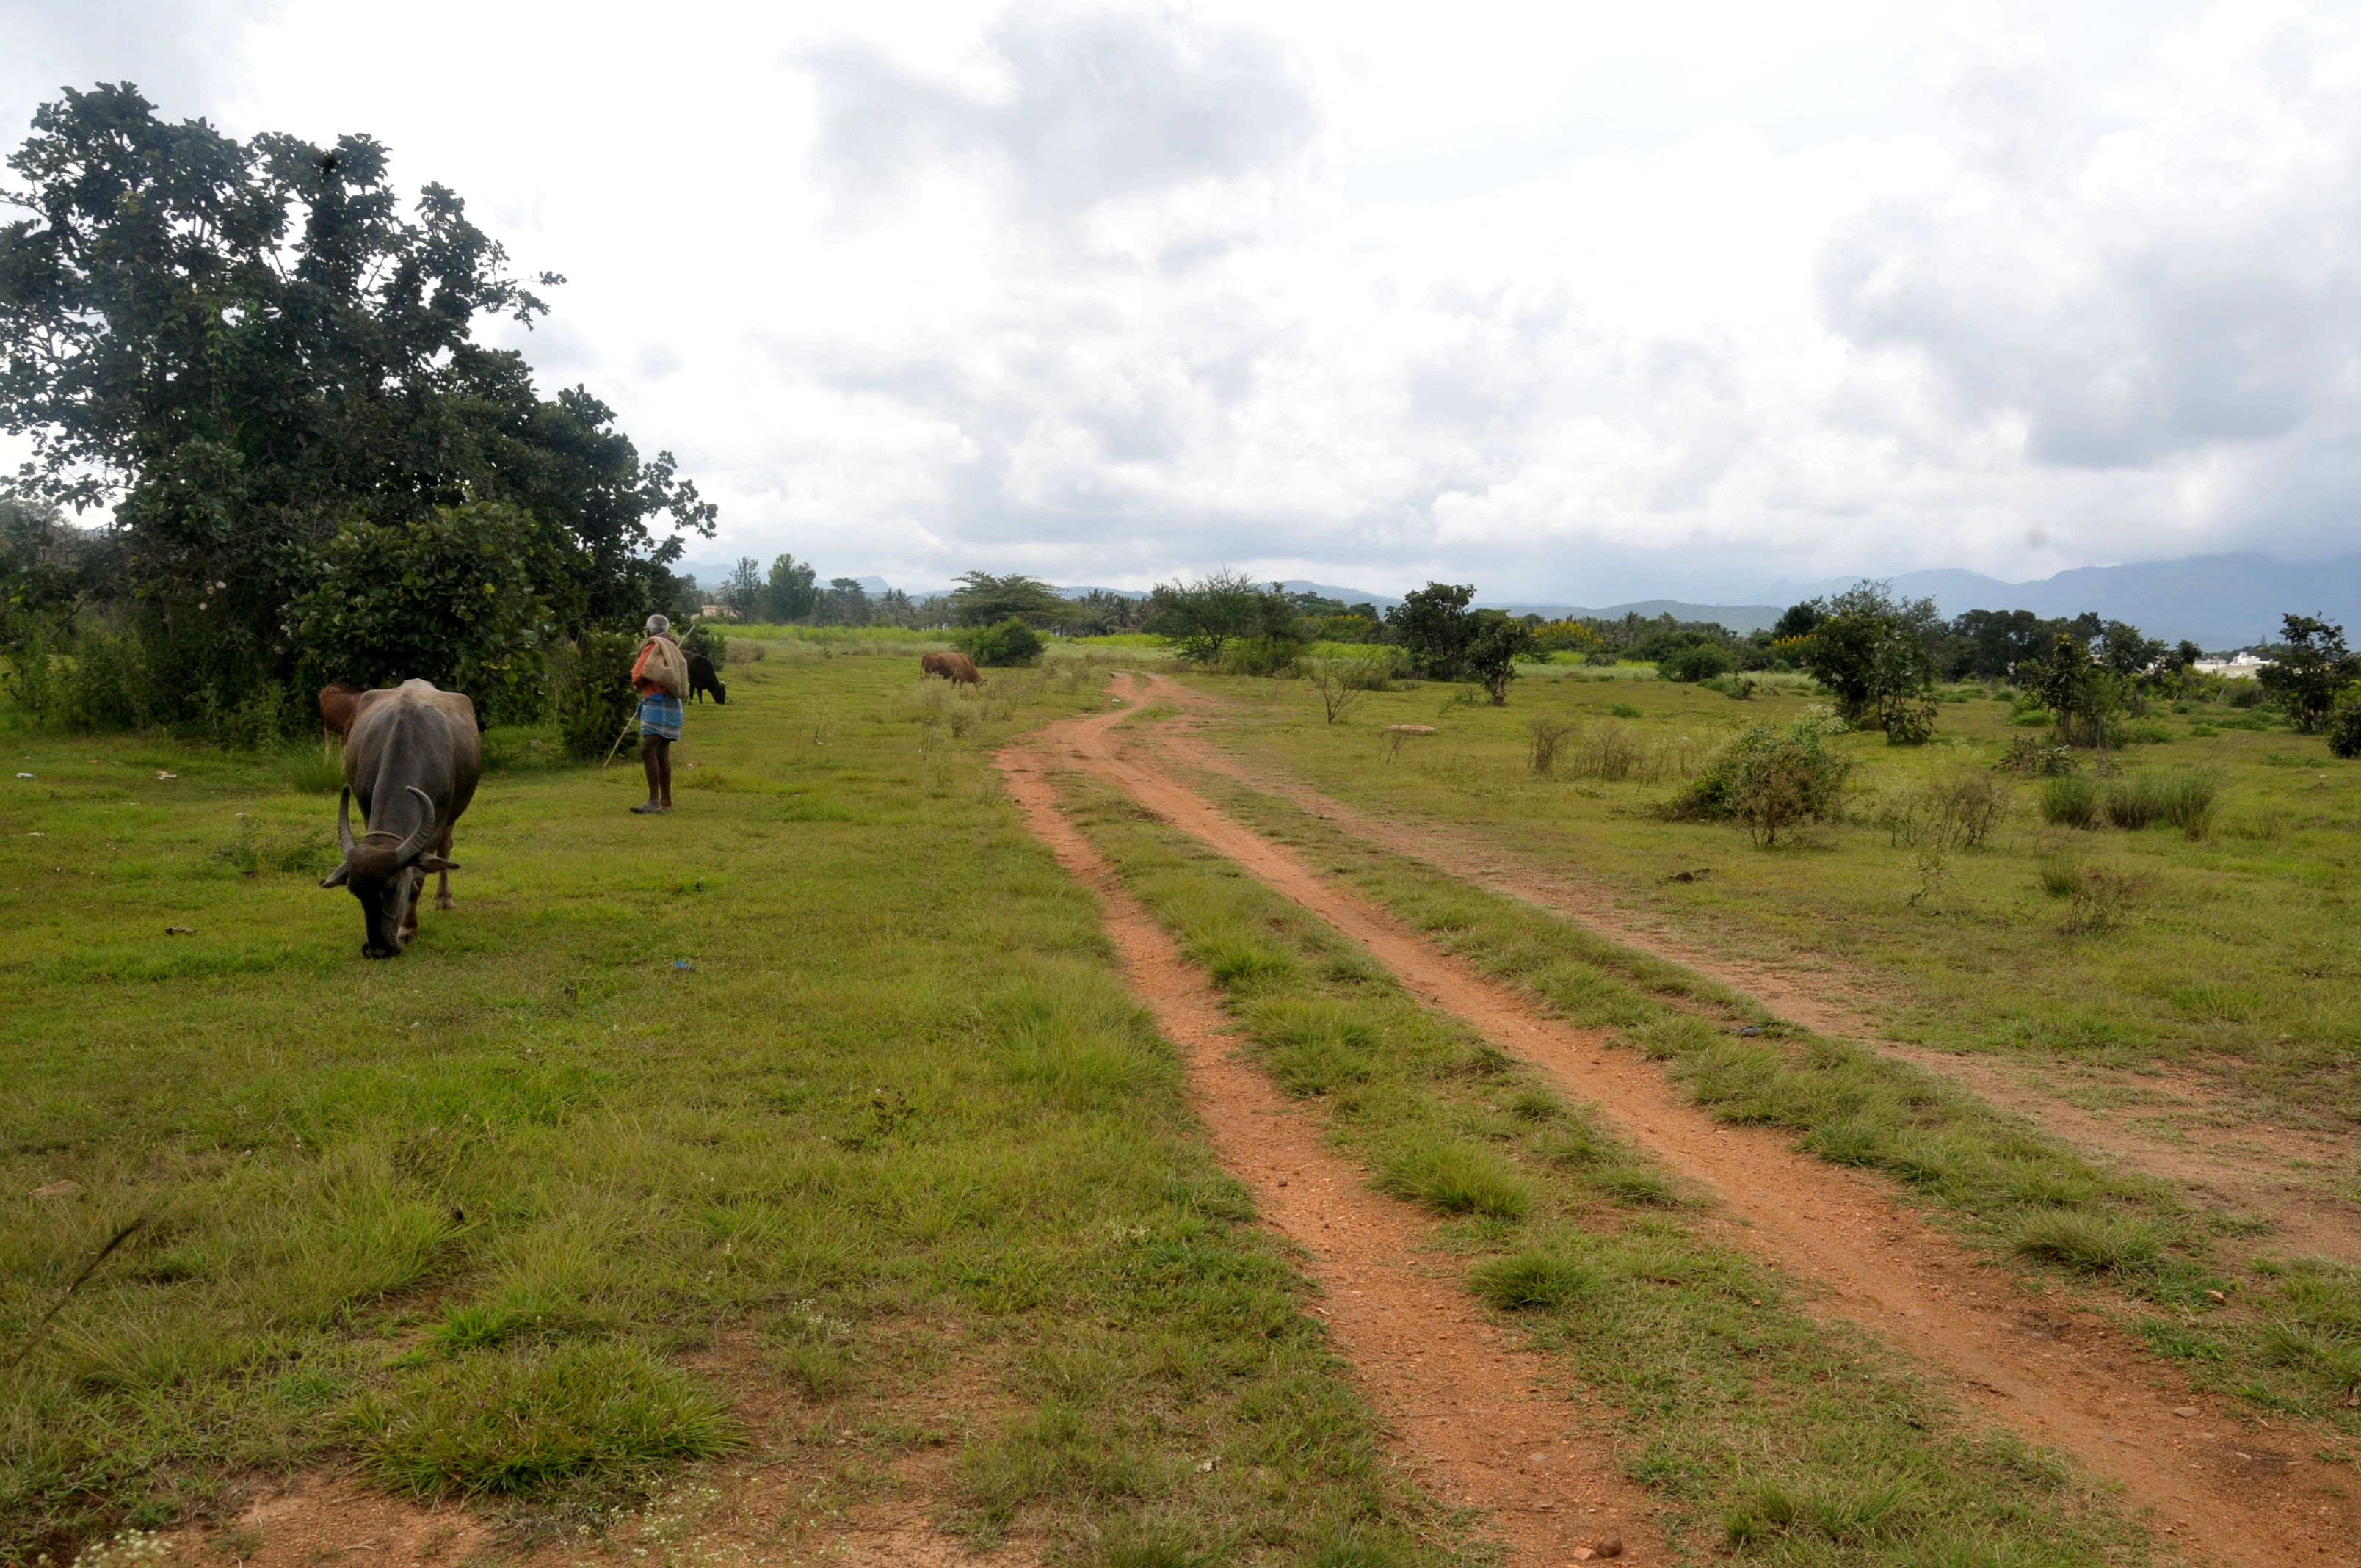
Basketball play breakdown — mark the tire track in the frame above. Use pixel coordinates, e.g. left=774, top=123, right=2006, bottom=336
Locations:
left=1151, top=701, right=2361, bottom=1268
left=1051, top=673, right=2350, bottom=1568
left=996, top=734, right=1659, bottom=1566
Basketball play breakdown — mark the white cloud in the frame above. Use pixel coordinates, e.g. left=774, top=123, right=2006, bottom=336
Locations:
left=7, top=0, right=2361, bottom=600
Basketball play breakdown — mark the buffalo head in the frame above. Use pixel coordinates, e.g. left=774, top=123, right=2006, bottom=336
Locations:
left=320, top=785, right=457, bottom=959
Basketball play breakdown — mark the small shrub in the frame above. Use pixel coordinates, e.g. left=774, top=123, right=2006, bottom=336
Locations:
left=1468, top=1252, right=1603, bottom=1310
left=2037, top=774, right=2099, bottom=829
left=2227, top=681, right=2263, bottom=708
left=2059, top=865, right=2147, bottom=933
left=2036, top=855, right=2086, bottom=899
left=2329, top=686, right=2361, bottom=758
left=1928, top=770, right=2008, bottom=848
left=1607, top=702, right=1642, bottom=719
left=550, top=632, right=639, bottom=762
left=1527, top=712, right=1580, bottom=775
left=2101, top=771, right=2166, bottom=830
left=2009, top=1210, right=2164, bottom=1274
left=1997, top=734, right=2078, bottom=777
left=1668, top=719, right=1852, bottom=845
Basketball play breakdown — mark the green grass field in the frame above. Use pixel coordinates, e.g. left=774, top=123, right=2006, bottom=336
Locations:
left=1193, top=665, right=2361, bottom=1122
left=0, top=653, right=1464, bottom=1566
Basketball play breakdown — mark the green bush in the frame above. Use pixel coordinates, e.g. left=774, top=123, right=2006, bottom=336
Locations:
left=551, top=632, right=639, bottom=761
left=2329, top=684, right=2361, bottom=758
left=287, top=503, right=548, bottom=716
left=1656, top=643, right=1732, bottom=683
left=677, top=620, right=726, bottom=669
left=1667, top=717, right=1852, bottom=845
left=958, top=617, right=1044, bottom=667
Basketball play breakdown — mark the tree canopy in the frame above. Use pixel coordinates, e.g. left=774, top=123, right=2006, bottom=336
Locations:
left=0, top=84, right=713, bottom=725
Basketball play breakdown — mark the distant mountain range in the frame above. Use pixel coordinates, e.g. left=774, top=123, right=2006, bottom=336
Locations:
left=1754, top=553, right=2361, bottom=647
left=677, top=552, right=2361, bottom=650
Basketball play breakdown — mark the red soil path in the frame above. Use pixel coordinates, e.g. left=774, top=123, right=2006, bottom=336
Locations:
left=1027, top=672, right=2354, bottom=1568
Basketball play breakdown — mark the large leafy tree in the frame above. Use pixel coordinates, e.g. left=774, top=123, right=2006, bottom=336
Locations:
left=1464, top=609, right=1534, bottom=703
left=0, top=84, right=712, bottom=717
left=1385, top=581, right=1476, bottom=678
left=1147, top=567, right=1266, bottom=664
left=951, top=570, right=1067, bottom=627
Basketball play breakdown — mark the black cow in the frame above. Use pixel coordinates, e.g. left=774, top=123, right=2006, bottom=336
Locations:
left=319, top=680, right=483, bottom=959
left=687, top=654, right=727, bottom=704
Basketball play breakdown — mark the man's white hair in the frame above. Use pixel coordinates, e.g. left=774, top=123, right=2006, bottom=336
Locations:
left=645, top=614, right=670, bottom=634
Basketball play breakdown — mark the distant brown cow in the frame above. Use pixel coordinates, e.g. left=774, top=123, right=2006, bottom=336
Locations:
left=319, top=683, right=366, bottom=739
left=921, top=651, right=984, bottom=685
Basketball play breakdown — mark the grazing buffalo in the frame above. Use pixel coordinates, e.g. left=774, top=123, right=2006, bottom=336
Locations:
left=319, top=683, right=366, bottom=739
left=319, top=680, right=482, bottom=959
left=921, top=650, right=983, bottom=685
left=687, top=653, right=727, bottom=704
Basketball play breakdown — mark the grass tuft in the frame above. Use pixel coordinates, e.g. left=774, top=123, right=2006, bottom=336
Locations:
left=2007, top=1210, right=2165, bottom=1274
left=1377, top=1139, right=1530, bottom=1218
left=349, top=1340, right=740, bottom=1499
left=1466, top=1252, right=1603, bottom=1310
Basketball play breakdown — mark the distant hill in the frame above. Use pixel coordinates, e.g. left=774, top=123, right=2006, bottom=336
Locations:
left=1757, top=553, right=2361, bottom=648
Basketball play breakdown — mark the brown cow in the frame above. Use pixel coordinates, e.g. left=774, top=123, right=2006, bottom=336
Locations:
left=319, top=683, right=366, bottom=739
left=921, top=650, right=984, bottom=685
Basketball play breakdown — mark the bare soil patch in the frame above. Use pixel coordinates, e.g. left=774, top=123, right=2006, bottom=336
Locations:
left=1053, top=674, right=2352, bottom=1568
left=999, top=727, right=1660, bottom=1564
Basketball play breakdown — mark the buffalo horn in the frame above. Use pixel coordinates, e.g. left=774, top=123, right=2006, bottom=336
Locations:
left=394, top=785, right=439, bottom=865
left=336, top=788, right=358, bottom=855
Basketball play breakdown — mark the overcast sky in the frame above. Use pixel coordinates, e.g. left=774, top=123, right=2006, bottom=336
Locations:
left=6, top=0, right=2360, bottom=600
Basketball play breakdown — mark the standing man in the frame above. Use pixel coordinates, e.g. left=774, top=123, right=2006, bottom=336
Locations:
left=631, top=614, right=689, bottom=813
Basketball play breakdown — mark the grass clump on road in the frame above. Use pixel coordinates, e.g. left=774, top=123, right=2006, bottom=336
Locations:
left=0, top=653, right=1459, bottom=1567
left=1058, top=772, right=2148, bottom=1567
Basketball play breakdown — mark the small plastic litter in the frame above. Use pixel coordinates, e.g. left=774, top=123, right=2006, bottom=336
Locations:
left=155, top=770, right=178, bottom=780
left=672, top=960, right=697, bottom=971
left=14, top=772, right=30, bottom=780
left=165, top=926, right=195, bottom=936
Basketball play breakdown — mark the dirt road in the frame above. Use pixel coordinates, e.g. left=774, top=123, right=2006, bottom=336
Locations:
left=1012, top=672, right=2354, bottom=1568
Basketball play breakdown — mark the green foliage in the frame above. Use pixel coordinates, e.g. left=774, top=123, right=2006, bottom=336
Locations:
left=2257, top=614, right=2357, bottom=733
left=1385, top=583, right=1476, bottom=679
left=949, top=570, right=1067, bottom=628
left=548, top=631, right=638, bottom=760
left=957, top=617, right=1044, bottom=667
left=1669, top=716, right=1853, bottom=844
left=765, top=553, right=819, bottom=622
left=2023, top=633, right=2125, bottom=749
left=1462, top=609, right=1533, bottom=703
left=1657, top=642, right=1733, bottom=683
left=1147, top=570, right=1299, bottom=667
left=0, top=84, right=712, bottom=732
left=1800, top=582, right=1939, bottom=738
left=2327, top=681, right=2361, bottom=759
left=287, top=504, right=546, bottom=714
left=675, top=620, right=725, bottom=669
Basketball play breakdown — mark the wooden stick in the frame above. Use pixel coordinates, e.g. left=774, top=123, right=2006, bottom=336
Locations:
left=601, top=715, right=637, bottom=769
